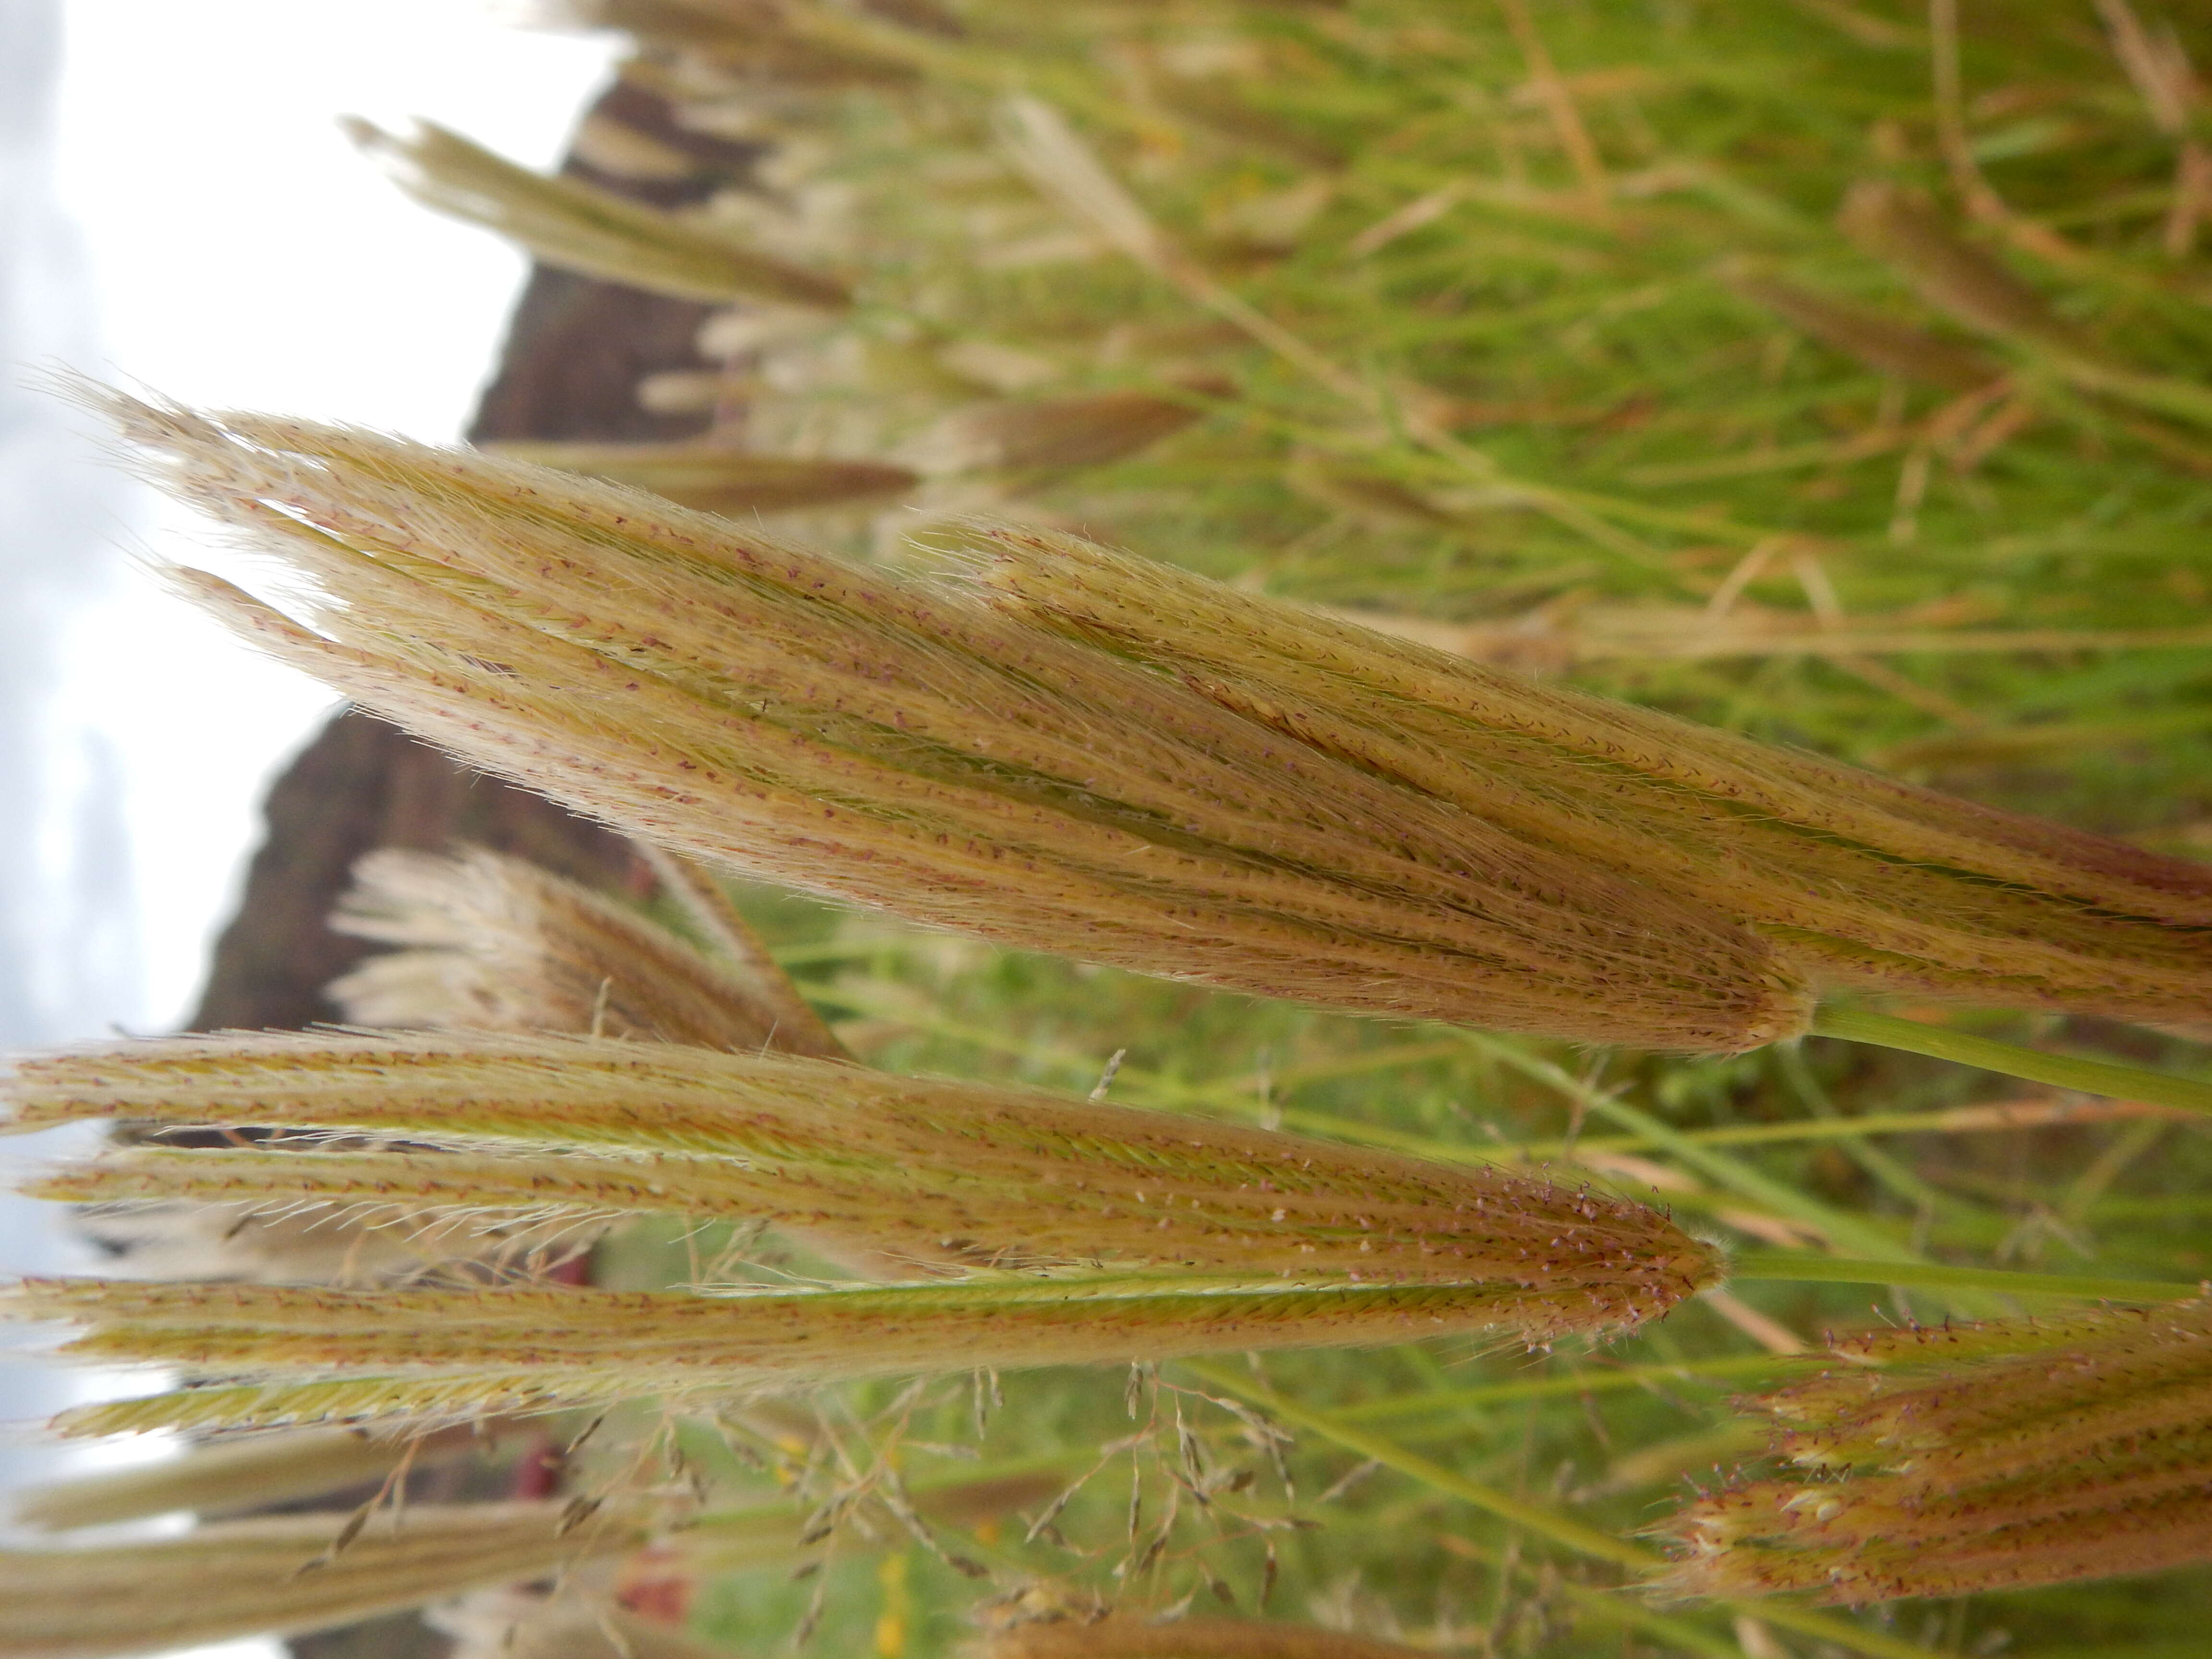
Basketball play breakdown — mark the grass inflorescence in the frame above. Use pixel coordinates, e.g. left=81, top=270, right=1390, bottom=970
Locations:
left=18, top=3, right=2212, bottom=1657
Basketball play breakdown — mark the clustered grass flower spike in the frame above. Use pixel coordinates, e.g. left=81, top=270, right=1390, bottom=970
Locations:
left=95, top=387, right=1808, bottom=1054
left=4, top=1028, right=1719, bottom=1433
left=1662, top=1299, right=2212, bottom=1603
left=957, top=522, right=2212, bottom=1027
left=329, top=846, right=806, bottom=1050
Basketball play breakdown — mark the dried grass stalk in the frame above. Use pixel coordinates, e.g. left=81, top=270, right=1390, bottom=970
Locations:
left=0, top=1500, right=656, bottom=1659
left=1840, top=180, right=2212, bottom=430
left=1662, top=1300, right=2212, bottom=1602
left=345, top=119, right=851, bottom=309
left=1724, top=268, right=1996, bottom=393
left=630, top=843, right=849, bottom=1058
left=961, top=522, right=2212, bottom=1026
left=7, top=1030, right=1719, bottom=1301
left=95, top=390, right=1807, bottom=1053
left=330, top=847, right=805, bottom=1051
left=13, top=1271, right=1708, bottom=1437
left=900, top=392, right=1203, bottom=476
left=482, top=442, right=917, bottom=513
left=11, top=1423, right=489, bottom=1531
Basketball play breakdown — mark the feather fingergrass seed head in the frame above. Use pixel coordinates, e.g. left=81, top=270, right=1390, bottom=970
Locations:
left=1662, top=1299, right=2212, bottom=1603
left=6, top=1030, right=1721, bottom=1317
left=9, top=1423, right=493, bottom=1532
left=96, top=389, right=1810, bottom=1053
left=329, top=846, right=801, bottom=1051
left=10, top=1273, right=1699, bottom=1438
left=956, top=521, right=2212, bottom=1028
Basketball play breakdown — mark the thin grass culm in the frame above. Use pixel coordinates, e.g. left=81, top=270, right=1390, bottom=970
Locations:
left=91, top=389, right=1807, bottom=1054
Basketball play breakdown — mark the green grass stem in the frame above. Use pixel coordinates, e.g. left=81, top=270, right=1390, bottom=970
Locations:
left=1727, top=1252, right=2199, bottom=1303
left=1812, top=1008, right=2212, bottom=1118
left=1181, top=1362, right=1941, bottom=1659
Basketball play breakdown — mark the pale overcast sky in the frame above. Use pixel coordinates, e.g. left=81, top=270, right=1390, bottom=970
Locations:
left=0, top=0, right=620, bottom=1611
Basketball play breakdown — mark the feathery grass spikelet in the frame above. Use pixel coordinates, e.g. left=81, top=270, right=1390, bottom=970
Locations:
left=1661, top=1299, right=2212, bottom=1603
left=93, top=389, right=1807, bottom=1052
left=330, top=847, right=807, bottom=1051
left=10, top=1272, right=1705, bottom=1436
left=6, top=1030, right=1719, bottom=1302
left=63, top=1190, right=514, bottom=1286
left=0, top=1500, right=658, bottom=1659
left=958, top=521, right=2212, bottom=1026
left=345, top=119, right=851, bottom=309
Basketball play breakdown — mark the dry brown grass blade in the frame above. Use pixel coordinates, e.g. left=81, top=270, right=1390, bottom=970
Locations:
left=346, top=118, right=851, bottom=309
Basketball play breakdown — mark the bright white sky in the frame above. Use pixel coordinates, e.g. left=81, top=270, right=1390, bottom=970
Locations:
left=1, top=1, right=620, bottom=1630
left=54, top=0, right=620, bottom=1027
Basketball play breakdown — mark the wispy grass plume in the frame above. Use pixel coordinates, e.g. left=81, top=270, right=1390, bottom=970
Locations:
left=10, top=1423, right=492, bottom=1531
left=7, top=1029, right=1719, bottom=1313
left=330, top=846, right=811, bottom=1051
left=1662, top=1300, right=2212, bottom=1602
left=960, top=522, right=2212, bottom=1027
left=12, top=1271, right=1705, bottom=1438
left=345, top=119, right=852, bottom=309
left=92, top=389, right=1807, bottom=1053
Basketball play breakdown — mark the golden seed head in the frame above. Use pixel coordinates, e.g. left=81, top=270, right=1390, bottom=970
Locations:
left=94, top=388, right=1812, bottom=1053
left=1660, top=1299, right=2212, bottom=1603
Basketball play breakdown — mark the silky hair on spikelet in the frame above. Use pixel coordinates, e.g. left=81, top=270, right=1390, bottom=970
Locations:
left=7, top=1031, right=1720, bottom=1313
left=10, top=1271, right=1710, bottom=1439
left=4, top=1027, right=1716, bottom=1436
left=90, top=387, right=1808, bottom=1054
left=951, top=520, right=2212, bottom=1028
left=329, top=845, right=811, bottom=1051
left=1660, top=1298, right=2212, bottom=1603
